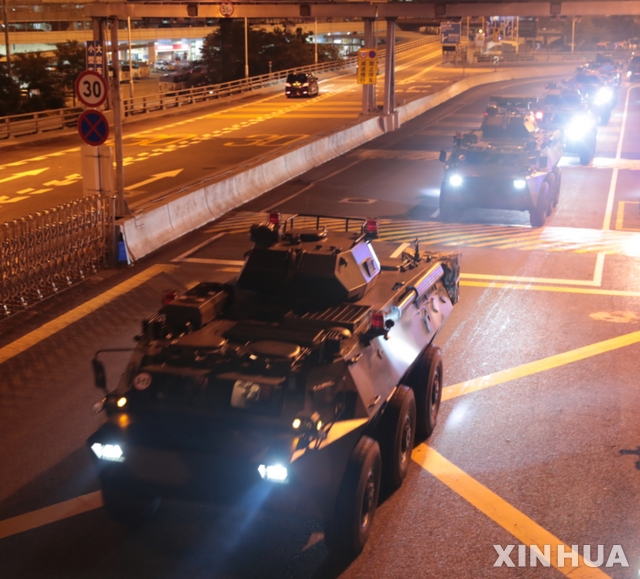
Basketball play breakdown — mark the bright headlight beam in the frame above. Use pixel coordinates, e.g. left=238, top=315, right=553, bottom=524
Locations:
left=594, top=87, right=613, bottom=105
left=258, top=464, right=289, bottom=483
left=91, top=443, right=125, bottom=462
left=449, top=174, right=463, bottom=187
left=513, top=179, right=527, bottom=189
left=566, top=114, right=595, bottom=141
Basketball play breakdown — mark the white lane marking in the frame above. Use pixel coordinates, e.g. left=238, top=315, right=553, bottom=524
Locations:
left=0, top=492, right=103, bottom=540
left=390, top=242, right=410, bottom=258
left=602, top=84, right=638, bottom=231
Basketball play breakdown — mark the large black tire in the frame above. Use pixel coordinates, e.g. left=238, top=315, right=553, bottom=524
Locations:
left=529, top=182, right=550, bottom=228
left=379, top=386, right=416, bottom=492
left=324, top=436, right=381, bottom=558
left=579, top=149, right=594, bottom=166
left=405, top=346, right=443, bottom=440
left=439, top=189, right=459, bottom=223
left=100, top=476, right=160, bottom=528
left=552, top=167, right=562, bottom=207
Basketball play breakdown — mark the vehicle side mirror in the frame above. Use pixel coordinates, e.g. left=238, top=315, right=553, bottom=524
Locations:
left=539, top=156, right=548, bottom=169
left=92, top=358, right=107, bottom=391
left=439, top=150, right=447, bottom=163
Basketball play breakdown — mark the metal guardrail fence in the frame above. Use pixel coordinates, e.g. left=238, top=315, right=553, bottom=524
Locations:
left=473, top=50, right=634, bottom=65
left=0, top=195, right=112, bottom=317
left=0, top=36, right=439, bottom=141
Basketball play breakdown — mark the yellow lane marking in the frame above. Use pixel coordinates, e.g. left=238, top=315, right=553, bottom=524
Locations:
left=461, top=273, right=597, bottom=287
left=460, top=280, right=640, bottom=297
left=442, top=329, right=640, bottom=401
left=412, top=446, right=612, bottom=579
left=0, top=264, right=174, bottom=366
left=615, top=201, right=640, bottom=231
left=0, top=492, right=103, bottom=540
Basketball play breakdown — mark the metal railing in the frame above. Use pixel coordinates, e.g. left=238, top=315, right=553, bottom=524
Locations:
left=473, top=50, right=633, bottom=65
left=0, top=195, right=112, bottom=317
left=0, top=36, right=439, bottom=141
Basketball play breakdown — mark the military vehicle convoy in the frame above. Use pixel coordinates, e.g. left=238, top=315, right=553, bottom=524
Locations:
left=88, top=213, right=460, bottom=558
left=536, top=85, right=598, bottom=165
left=439, top=97, right=564, bottom=227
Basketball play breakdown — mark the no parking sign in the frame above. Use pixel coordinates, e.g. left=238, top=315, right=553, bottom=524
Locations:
left=77, top=110, right=109, bottom=146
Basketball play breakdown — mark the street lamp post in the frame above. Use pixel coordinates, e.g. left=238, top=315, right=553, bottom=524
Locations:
left=244, top=17, right=249, bottom=79
left=314, top=18, right=318, bottom=65
left=1, top=0, right=10, bottom=76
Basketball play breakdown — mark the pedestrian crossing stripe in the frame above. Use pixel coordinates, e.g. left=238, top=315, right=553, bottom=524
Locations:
left=204, top=212, right=640, bottom=257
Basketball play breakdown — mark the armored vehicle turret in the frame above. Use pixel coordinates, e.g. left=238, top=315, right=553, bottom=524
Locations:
left=87, top=213, right=460, bottom=559
left=439, top=100, right=564, bottom=227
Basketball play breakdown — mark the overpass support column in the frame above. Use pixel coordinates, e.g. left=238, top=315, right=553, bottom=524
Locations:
left=362, top=18, right=376, bottom=115
left=382, top=17, right=396, bottom=116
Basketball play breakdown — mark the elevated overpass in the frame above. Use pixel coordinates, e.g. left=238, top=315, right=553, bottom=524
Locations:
left=88, top=1, right=640, bottom=19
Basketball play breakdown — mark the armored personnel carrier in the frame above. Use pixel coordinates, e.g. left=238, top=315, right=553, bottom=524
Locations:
left=87, top=213, right=460, bottom=558
left=569, top=70, right=617, bottom=125
left=536, top=85, right=597, bottom=165
left=439, top=99, right=564, bottom=227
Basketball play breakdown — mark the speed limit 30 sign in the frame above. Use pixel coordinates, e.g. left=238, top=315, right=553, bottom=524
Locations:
left=75, top=70, right=107, bottom=108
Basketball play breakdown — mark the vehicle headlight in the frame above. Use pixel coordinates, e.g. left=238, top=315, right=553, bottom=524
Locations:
left=627, top=71, right=632, bottom=77
left=594, top=87, right=613, bottom=105
left=513, top=179, right=527, bottom=189
left=91, top=443, right=125, bottom=462
left=566, top=114, right=595, bottom=141
left=448, top=174, right=463, bottom=187
left=258, top=464, right=289, bottom=483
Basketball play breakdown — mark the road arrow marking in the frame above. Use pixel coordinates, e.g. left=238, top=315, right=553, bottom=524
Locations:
left=125, top=169, right=183, bottom=191
left=0, top=168, right=49, bottom=185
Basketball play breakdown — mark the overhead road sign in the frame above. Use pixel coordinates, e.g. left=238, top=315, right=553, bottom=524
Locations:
left=441, top=22, right=461, bottom=45
left=219, top=2, right=234, bottom=17
left=78, top=110, right=110, bottom=146
left=75, top=71, right=108, bottom=108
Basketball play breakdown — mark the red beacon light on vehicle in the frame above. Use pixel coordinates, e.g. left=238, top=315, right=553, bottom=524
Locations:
left=362, top=217, right=379, bottom=239
left=268, top=211, right=282, bottom=227
left=162, top=290, right=178, bottom=306
left=371, top=310, right=385, bottom=330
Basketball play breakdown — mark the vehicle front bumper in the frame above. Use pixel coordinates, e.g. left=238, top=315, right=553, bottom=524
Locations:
left=88, top=418, right=359, bottom=519
left=442, top=175, right=534, bottom=211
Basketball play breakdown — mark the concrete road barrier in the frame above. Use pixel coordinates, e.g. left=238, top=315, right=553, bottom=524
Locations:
left=121, top=64, right=576, bottom=261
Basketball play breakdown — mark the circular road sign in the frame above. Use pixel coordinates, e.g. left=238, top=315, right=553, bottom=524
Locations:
left=75, top=70, right=108, bottom=108
left=77, top=109, right=109, bottom=146
left=219, top=2, right=234, bottom=17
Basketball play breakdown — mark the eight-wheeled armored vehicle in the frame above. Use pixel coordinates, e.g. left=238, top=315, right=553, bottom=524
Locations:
left=536, top=85, right=598, bottom=165
left=439, top=99, right=564, bottom=227
left=88, top=213, right=460, bottom=558
left=569, top=70, right=617, bottom=125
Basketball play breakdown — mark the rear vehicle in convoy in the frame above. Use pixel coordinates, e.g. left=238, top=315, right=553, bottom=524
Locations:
left=439, top=98, right=564, bottom=227
left=285, top=72, right=319, bottom=97
left=570, top=70, right=616, bottom=125
left=536, top=85, right=597, bottom=165
left=87, top=213, right=460, bottom=558
left=627, top=55, right=640, bottom=81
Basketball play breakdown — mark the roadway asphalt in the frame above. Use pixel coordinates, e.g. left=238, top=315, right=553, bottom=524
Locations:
left=1, top=73, right=640, bottom=579
left=0, top=41, right=462, bottom=222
